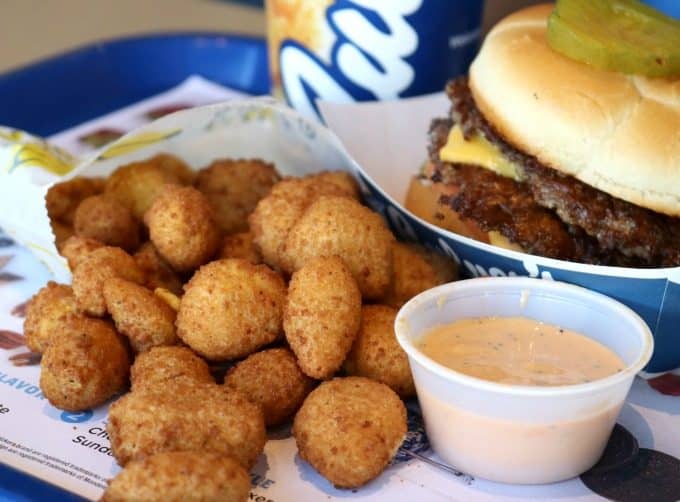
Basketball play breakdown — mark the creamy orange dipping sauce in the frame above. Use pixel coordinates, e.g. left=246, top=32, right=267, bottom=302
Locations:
left=418, top=317, right=624, bottom=386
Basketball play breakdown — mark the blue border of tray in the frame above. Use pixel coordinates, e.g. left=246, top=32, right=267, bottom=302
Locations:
left=0, top=32, right=269, bottom=138
left=0, top=463, right=88, bottom=502
left=0, top=32, right=269, bottom=501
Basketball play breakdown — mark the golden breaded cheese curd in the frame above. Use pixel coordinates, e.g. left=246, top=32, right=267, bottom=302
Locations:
left=248, top=185, right=307, bottom=270
left=144, top=185, right=221, bottom=272
left=224, top=347, right=314, bottom=426
left=46, top=176, right=105, bottom=225
left=40, top=317, right=130, bottom=411
left=283, top=256, right=361, bottom=379
left=382, top=242, right=457, bottom=308
left=73, top=194, right=140, bottom=251
left=105, top=154, right=189, bottom=220
left=177, top=259, right=286, bottom=360
left=293, top=377, right=407, bottom=488
left=154, top=153, right=195, bottom=185
left=195, top=158, right=280, bottom=235
left=310, top=170, right=360, bottom=199
left=248, top=176, right=354, bottom=270
left=71, top=246, right=145, bottom=316
left=344, top=305, right=415, bottom=398
left=101, top=451, right=250, bottom=502
left=133, top=242, right=183, bottom=296
left=282, top=196, right=394, bottom=300
left=107, top=381, right=265, bottom=469
left=50, top=220, right=74, bottom=251
left=154, top=287, right=181, bottom=311
left=24, top=282, right=79, bottom=353
left=130, top=346, right=213, bottom=391
left=59, top=235, right=104, bottom=271
left=218, top=231, right=262, bottom=264
left=103, top=277, right=178, bottom=353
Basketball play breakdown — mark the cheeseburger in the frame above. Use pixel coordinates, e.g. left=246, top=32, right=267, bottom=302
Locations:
left=407, top=4, right=680, bottom=267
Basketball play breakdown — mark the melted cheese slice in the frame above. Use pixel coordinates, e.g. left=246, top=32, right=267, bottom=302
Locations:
left=488, top=231, right=524, bottom=252
left=439, top=125, right=520, bottom=181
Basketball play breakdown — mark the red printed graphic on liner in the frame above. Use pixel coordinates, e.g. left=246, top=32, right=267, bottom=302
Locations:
left=145, top=104, right=192, bottom=121
left=8, top=351, right=40, bottom=367
left=78, top=128, right=125, bottom=148
left=0, top=330, right=24, bottom=350
left=11, top=301, right=28, bottom=318
left=0, top=255, right=21, bottom=285
left=648, top=373, right=680, bottom=396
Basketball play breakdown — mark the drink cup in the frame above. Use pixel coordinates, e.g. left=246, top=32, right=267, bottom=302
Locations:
left=266, top=0, right=484, bottom=118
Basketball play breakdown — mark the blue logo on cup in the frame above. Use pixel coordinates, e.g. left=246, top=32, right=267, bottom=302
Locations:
left=278, top=0, right=483, bottom=118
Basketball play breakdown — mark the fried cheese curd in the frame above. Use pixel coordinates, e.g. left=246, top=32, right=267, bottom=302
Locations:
left=248, top=172, right=358, bottom=270
left=132, top=242, right=184, bottom=296
left=283, top=256, right=361, bottom=379
left=107, top=381, right=265, bottom=469
left=103, top=277, right=178, bottom=353
left=344, top=305, right=415, bottom=398
left=46, top=176, right=105, bottom=226
left=281, top=195, right=395, bottom=300
left=101, top=451, right=250, bottom=502
left=59, top=235, right=104, bottom=271
left=195, top=158, right=281, bottom=235
left=23, top=282, right=79, bottom=354
left=144, top=185, right=221, bottom=272
left=40, top=317, right=130, bottom=411
left=154, top=287, right=181, bottom=311
left=218, top=231, right=262, bottom=264
left=130, top=346, right=213, bottom=391
left=224, top=347, right=314, bottom=426
left=71, top=246, right=145, bottom=316
left=105, top=154, right=193, bottom=220
left=73, top=194, right=140, bottom=251
left=176, top=258, right=286, bottom=360
left=311, top=170, right=360, bottom=199
left=381, top=242, right=457, bottom=308
left=293, top=377, right=407, bottom=489
left=50, top=220, right=75, bottom=251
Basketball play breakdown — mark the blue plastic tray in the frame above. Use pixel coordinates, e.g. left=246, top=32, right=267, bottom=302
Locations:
left=0, top=32, right=268, bottom=502
left=0, top=32, right=269, bottom=138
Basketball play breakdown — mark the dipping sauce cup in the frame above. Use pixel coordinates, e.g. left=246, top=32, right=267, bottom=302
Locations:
left=395, top=277, right=654, bottom=484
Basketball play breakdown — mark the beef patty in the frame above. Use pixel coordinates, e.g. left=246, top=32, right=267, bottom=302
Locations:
left=428, top=78, right=680, bottom=268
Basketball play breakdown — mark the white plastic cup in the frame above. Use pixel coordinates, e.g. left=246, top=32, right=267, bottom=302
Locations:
left=395, top=277, right=654, bottom=484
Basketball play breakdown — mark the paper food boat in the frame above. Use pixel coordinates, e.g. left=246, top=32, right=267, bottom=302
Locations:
left=0, top=98, right=356, bottom=283
left=0, top=96, right=678, bottom=373
left=320, top=94, right=680, bottom=374
left=0, top=96, right=445, bottom=502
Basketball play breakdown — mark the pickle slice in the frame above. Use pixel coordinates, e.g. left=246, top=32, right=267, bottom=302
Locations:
left=548, top=0, right=680, bottom=77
